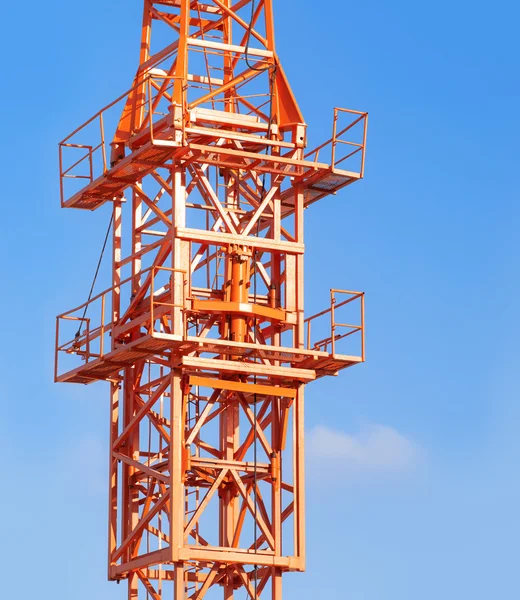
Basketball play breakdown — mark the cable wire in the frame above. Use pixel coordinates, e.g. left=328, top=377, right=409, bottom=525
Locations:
left=75, top=213, right=114, bottom=339
left=244, top=0, right=277, bottom=75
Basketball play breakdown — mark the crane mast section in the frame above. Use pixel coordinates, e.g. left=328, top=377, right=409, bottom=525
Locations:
left=55, top=1, right=368, bottom=599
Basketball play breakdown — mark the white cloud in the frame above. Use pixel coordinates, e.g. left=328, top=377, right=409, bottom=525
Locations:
left=307, top=423, right=421, bottom=475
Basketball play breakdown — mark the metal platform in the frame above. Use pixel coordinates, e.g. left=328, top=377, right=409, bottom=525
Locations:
left=63, top=136, right=361, bottom=213
left=56, top=331, right=362, bottom=385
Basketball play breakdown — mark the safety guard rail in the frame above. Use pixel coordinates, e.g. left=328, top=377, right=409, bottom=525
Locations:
left=58, top=74, right=186, bottom=206
left=305, top=108, right=368, bottom=177
left=305, top=289, right=365, bottom=359
left=55, top=266, right=188, bottom=380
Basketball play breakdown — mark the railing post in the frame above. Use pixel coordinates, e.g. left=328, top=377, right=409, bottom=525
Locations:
left=331, top=109, right=338, bottom=168
left=55, top=317, right=60, bottom=381
left=101, top=293, right=106, bottom=357
left=100, top=113, right=107, bottom=173
left=58, top=144, right=64, bottom=206
left=361, top=292, right=365, bottom=361
left=86, top=318, right=91, bottom=363
left=89, top=146, right=94, bottom=183
left=361, top=113, right=368, bottom=178
left=330, top=290, right=336, bottom=356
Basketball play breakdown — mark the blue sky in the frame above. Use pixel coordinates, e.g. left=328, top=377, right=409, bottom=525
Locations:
left=1, top=0, right=519, bottom=598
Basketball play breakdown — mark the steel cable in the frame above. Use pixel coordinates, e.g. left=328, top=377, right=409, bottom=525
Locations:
left=75, top=213, right=114, bottom=339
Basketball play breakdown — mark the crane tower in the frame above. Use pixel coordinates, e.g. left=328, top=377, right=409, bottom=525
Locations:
left=55, top=1, right=368, bottom=598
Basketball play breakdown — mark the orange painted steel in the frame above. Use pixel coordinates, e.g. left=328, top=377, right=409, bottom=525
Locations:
left=55, top=1, right=368, bottom=598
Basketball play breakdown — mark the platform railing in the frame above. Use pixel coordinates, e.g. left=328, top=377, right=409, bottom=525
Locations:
left=305, top=108, right=368, bottom=177
left=150, top=266, right=189, bottom=337
left=305, top=289, right=365, bottom=359
left=58, top=74, right=185, bottom=206
left=55, top=265, right=188, bottom=380
left=55, top=290, right=111, bottom=381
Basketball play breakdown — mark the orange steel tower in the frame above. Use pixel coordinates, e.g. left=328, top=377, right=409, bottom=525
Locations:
left=55, top=1, right=368, bottom=598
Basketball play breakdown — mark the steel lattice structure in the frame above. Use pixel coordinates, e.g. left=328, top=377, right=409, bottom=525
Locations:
left=55, top=1, right=368, bottom=598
